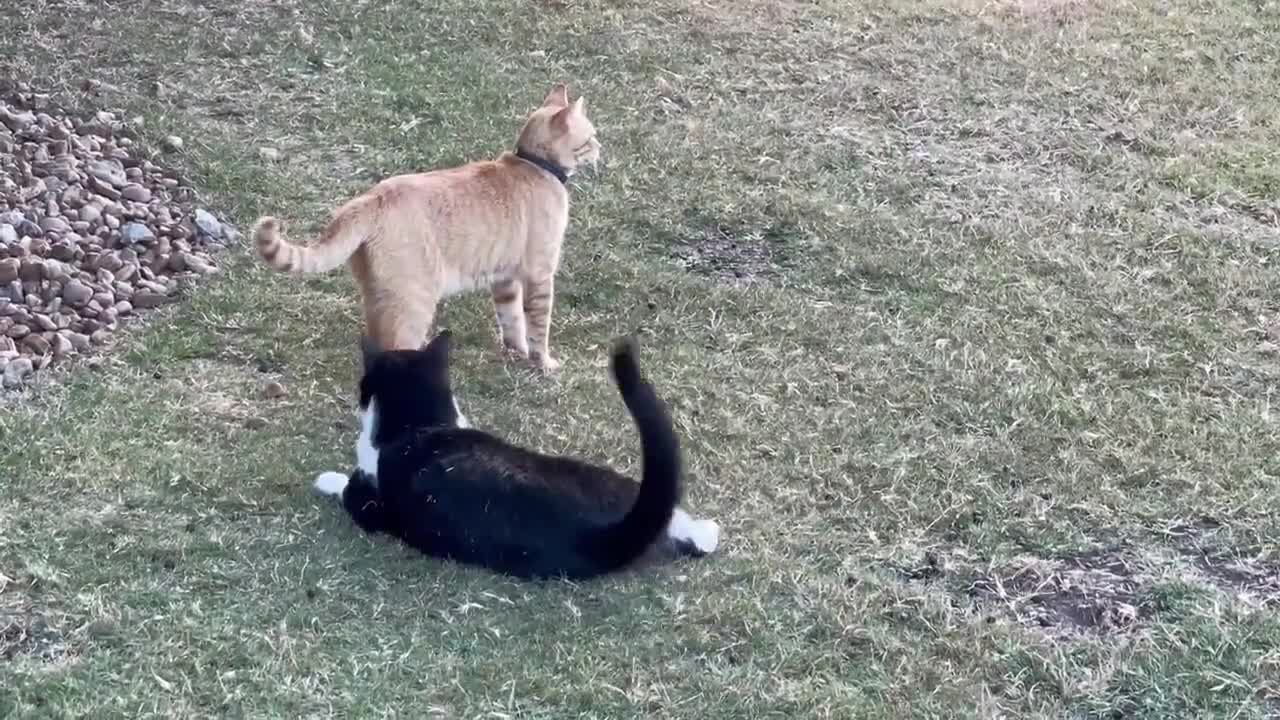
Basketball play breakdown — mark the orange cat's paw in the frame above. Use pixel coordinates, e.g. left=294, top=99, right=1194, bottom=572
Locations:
left=532, top=353, right=562, bottom=374
left=500, top=341, right=530, bottom=361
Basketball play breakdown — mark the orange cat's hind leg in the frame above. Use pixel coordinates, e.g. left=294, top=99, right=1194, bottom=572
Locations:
left=491, top=278, right=529, bottom=360
left=366, top=296, right=437, bottom=351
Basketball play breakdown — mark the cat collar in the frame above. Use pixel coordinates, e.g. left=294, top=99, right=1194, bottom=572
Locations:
left=515, top=147, right=569, bottom=185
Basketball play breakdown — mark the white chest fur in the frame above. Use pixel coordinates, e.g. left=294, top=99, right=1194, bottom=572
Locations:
left=356, top=400, right=380, bottom=483
left=311, top=401, right=379, bottom=497
left=452, top=397, right=471, bottom=428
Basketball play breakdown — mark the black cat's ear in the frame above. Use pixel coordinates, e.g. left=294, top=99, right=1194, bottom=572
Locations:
left=359, top=335, right=383, bottom=369
left=421, top=330, right=453, bottom=373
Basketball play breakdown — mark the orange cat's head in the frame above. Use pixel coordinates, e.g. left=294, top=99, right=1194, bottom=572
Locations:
left=516, top=83, right=602, bottom=176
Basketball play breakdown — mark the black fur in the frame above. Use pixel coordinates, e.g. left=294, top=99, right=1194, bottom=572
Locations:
left=331, top=331, right=691, bottom=580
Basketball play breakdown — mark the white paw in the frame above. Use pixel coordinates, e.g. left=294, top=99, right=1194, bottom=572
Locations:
left=689, top=518, right=720, bottom=554
left=668, top=508, right=720, bottom=555
left=313, top=471, right=349, bottom=496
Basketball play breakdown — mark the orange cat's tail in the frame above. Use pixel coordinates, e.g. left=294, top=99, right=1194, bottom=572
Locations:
left=252, top=195, right=380, bottom=274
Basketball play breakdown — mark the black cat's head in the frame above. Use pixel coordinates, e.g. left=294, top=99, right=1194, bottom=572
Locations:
left=357, top=330, right=470, bottom=447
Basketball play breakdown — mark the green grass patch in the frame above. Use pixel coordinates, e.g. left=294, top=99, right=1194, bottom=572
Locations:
left=2, top=0, right=1279, bottom=717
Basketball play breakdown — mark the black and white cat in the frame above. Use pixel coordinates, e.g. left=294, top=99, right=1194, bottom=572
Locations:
left=312, top=331, right=720, bottom=580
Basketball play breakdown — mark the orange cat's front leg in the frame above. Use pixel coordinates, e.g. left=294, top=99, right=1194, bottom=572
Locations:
left=491, top=278, right=529, bottom=359
left=523, top=274, right=560, bottom=372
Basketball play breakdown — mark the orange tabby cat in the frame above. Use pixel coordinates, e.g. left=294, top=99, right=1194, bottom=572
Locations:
left=250, top=83, right=601, bottom=371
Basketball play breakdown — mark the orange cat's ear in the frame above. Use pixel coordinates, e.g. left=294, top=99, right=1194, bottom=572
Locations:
left=551, top=96, right=586, bottom=130
left=542, top=83, right=569, bottom=108
left=551, top=104, right=572, bottom=130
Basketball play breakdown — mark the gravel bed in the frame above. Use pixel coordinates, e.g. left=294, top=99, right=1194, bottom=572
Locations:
left=0, top=86, right=236, bottom=389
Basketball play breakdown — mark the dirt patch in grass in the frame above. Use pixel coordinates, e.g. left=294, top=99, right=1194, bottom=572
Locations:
left=1190, top=553, right=1280, bottom=607
left=0, top=610, right=65, bottom=663
left=965, top=548, right=1149, bottom=637
left=156, top=358, right=280, bottom=424
left=659, top=207, right=811, bottom=285
left=0, top=575, right=68, bottom=664
left=1167, top=518, right=1280, bottom=608
left=668, top=221, right=780, bottom=284
left=955, top=526, right=1280, bottom=638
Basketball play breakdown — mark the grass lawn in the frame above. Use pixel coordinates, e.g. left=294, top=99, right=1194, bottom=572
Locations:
left=3, top=0, right=1279, bottom=717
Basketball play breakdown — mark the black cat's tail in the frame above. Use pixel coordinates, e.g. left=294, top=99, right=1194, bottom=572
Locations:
left=585, top=337, right=683, bottom=572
